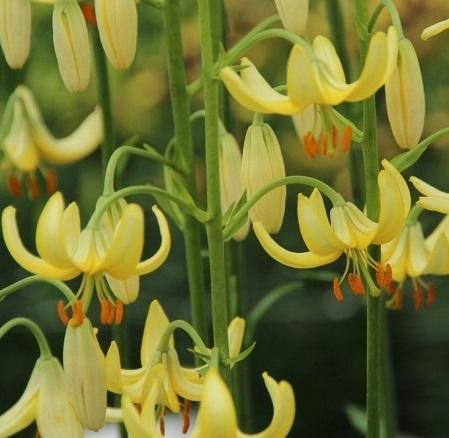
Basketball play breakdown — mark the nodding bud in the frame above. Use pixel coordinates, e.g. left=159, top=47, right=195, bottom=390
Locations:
left=385, top=38, right=425, bottom=149
left=0, top=0, right=31, bottom=69
left=53, top=0, right=91, bottom=93
left=274, top=0, right=309, bottom=35
left=219, top=127, right=249, bottom=241
left=241, top=122, right=286, bottom=234
left=95, top=0, right=138, bottom=70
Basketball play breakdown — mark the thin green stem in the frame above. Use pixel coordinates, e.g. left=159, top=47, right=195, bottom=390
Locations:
left=0, top=318, right=52, bottom=359
left=368, top=3, right=385, bottom=33
left=381, top=0, right=404, bottom=38
left=198, top=0, right=230, bottom=383
left=164, top=0, right=209, bottom=345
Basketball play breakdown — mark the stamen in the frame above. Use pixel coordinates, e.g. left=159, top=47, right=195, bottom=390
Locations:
left=100, top=300, right=109, bottom=324
left=375, top=263, right=385, bottom=288
left=427, top=283, right=437, bottom=306
left=7, top=175, right=21, bottom=197
left=81, top=4, right=97, bottom=26
left=303, top=133, right=317, bottom=158
left=71, top=300, right=84, bottom=327
left=106, top=302, right=115, bottom=325
left=182, top=399, right=191, bottom=434
left=310, top=135, right=320, bottom=156
left=384, top=264, right=393, bottom=293
left=57, top=300, right=69, bottom=326
left=28, top=175, right=40, bottom=199
left=413, top=283, right=424, bottom=311
left=342, top=126, right=352, bottom=153
left=320, top=133, right=328, bottom=156
left=46, top=169, right=58, bottom=195
left=348, top=273, right=365, bottom=296
left=332, top=277, right=344, bottom=302
left=114, top=300, right=124, bottom=325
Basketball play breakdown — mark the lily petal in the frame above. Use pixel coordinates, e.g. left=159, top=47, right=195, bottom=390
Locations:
left=122, top=392, right=162, bottom=438
left=228, top=317, right=245, bottom=360
left=382, top=228, right=409, bottom=283
left=425, top=233, right=449, bottom=275
left=406, top=223, right=428, bottom=277
left=105, top=274, right=139, bottom=304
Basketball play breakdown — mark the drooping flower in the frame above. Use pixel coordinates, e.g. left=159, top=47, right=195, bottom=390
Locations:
left=52, top=0, right=91, bottom=92
left=220, top=27, right=398, bottom=114
left=274, top=0, right=309, bottom=36
left=0, top=356, right=83, bottom=438
left=241, top=121, right=286, bottom=234
left=0, top=0, right=31, bottom=69
left=1, top=192, right=171, bottom=314
left=0, top=85, right=103, bottom=198
left=385, top=38, right=425, bottom=149
left=254, top=160, right=411, bottom=300
left=95, top=0, right=138, bottom=69
left=190, top=368, right=295, bottom=438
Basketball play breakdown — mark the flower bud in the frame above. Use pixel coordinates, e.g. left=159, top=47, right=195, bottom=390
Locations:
left=0, top=0, right=31, bottom=69
left=385, top=38, right=425, bottom=149
left=53, top=0, right=91, bottom=93
left=219, top=127, right=249, bottom=241
left=274, top=0, right=308, bottom=35
left=95, top=0, right=138, bottom=70
left=63, top=317, right=107, bottom=431
left=241, top=122, right=286, bottom=234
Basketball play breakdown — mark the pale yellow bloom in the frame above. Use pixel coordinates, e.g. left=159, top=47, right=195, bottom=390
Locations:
left=220, top=27, right=398, bottom=114
left=190, top=368, right=295, bottom=438
left=254, top=160, right=410, bottom=298
left=385, top=38, right=425, bottom=149
left=421, top=18, right=449, bottom=40
left=0, top=356, right=83, bottom=438
left=52, top=0, right=91, bottom=92
left=63, top=316, right=106, bottom=431
left=1, top=192, right=171, bottom=305
left=274, top=0, right=308, bottom=35
left=95, top=0, right=138, bottom=69
left=219, top=126, right=249, bottom=241
left=0, top=0, right=31, bottom=69
left=241, top=122, right=286, bottom=234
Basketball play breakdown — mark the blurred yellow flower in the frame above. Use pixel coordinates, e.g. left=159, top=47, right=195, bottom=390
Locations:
left=274, top=0, right=308, bottom=36
left=421, top=18, right=449, bottom=40
left=190, top=368, right=295, bottom=438
left=254, top=160, right=410, bottom=300
left=410, top=176, right=449, bottom=214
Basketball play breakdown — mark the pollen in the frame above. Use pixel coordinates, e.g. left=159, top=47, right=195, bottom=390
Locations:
left=303, top=132, right=319, bottom=158
left=342, top=126, right=352, bottom=153
left=114, top=300, right=124, bottom=325
left=81, top=4, right=97, bottom=27
left=100, top=300, right=109, bottom=324
left=348, top=273, right=365, bottom=296
left=71, top=300, right=84, bottom=327
left=332, top=277, right=344, bottom=302
left=57, top=300, right=69, bottom=326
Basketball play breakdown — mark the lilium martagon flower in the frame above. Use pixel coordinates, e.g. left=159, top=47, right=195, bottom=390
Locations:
left=254, top=160, right=411, bottom=301
left=1, top=192, right=171, bottom=321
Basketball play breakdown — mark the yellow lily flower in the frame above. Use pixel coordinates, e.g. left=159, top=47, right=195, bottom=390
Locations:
left=0, top=0, right=31, bottom=69
left=63, top=314, right=107, bottom=431
left=274, top=0, right=308, bottom=36
left=2, top=192, right=171, bottom=310
left=190, top=368, right=295, bottom=438
left=385, top=38, right=425, bottom=149
left=1, top=85, right=103, bottom=198
left=0, top=356, right=83, bottom=438
left=105, top=300, right=245, bottom=412
left=410, top=176, right=449, bottom=214
left=241, top=122, right=286, bottom=234
left=421, top=18, right=449, bottom=40
left=220, top=27, right=398, bottom=114
left=254, top=160, right=410, bottom=300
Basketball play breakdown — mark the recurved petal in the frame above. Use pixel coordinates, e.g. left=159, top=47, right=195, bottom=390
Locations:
left=253, top=221, right=342, bottom=268
left=410, top=177, right=449, bottom=214
left=406, top=223, right=429, bottom=277
left=425, top=215, right=449, bottom=250
left=373, top=160, right=411, bottom=244
left=228, top=317, right=245, bottom=360
left=105, top=341, right=123, bottom=394
left=220, top=58, right=301, bottom=115
left=381, top=228, right=408, bottom=283
left=313, top=35, right=346, bottom=83
left=422, top=18, right=449, bottom=40
left=70, top=228, right=99, bottom=274
left=62, top=202, right=81, bottom=257
left=2, top=206, right=80, bottom=280
left=298, top=189, right=345, bottom=255
left=133, top=206, right=171, bottom=275
left=425, top=233, right=449, bottom=275
left=343, top=203, right=377, bottom=249
left=105, top=274, right=139, bottom=304
left=238, top=372, right=295, bottom=438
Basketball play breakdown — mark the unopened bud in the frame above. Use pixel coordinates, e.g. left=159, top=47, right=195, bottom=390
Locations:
left=385, top=38, right=425, bottom=149
left=95, top=0, right=137, bottom=70
left=274, top=0, right=309, bottom=35
left=241, top=122, right=286, bottom=234
left=53, top=0, right=91, bottom=93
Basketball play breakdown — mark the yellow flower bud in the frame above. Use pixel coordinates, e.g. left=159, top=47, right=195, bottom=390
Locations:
left=95, top=0, right=138, bottom=70
left=385, top=38, right=425, bottom=149
left=274, top=0, right=309, bottom=35
left=63, top=317, right=107, bottom=431
left=52, top=0, right=91, bottom=93
left=219, top=128, right=249, bottom=241
left=241, top=122, right=286, bottom=234
left=0, top=0, right=31, bottom=69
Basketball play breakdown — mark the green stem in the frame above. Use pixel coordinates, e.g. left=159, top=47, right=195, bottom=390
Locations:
left=198, top=0, right=230, bottom=383
left=91, top=25, right=115, bottom=174
left=164, top=0, right=209, bottom=345
left=0, top=317, right=52, bottom=359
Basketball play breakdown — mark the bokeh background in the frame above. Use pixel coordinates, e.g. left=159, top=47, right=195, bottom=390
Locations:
left=1, top=0, right=449, bottom=436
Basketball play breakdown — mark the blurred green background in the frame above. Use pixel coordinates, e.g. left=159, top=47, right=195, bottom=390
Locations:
left=2, top=0, right=449, bottom=436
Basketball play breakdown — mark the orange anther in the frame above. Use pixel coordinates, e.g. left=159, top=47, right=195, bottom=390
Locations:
left=114, top=300, right=124, bottom=325
left=100, top=300, right=108, bottom=324
left=46, top=169, right=58, bottom=195
left=427, top=283, right=437, bottom=306
left=7, top=175, right=21, bottom=197
left=395, top=288, right=403, bottom=310
left=71, top=300, right=84, bottom=327
left=413, top=284, right=424, bottom=311
left=384, top=264, right=393, bottom=292
left=28, top=175, right=40, bottom=199
left=81, top=4, right=97, bottom=26
left=320, top=133, right=328, bottom=156
left=332, top=277, right=344, bottom=302
left=342, top=126, right=352, bottom=153
left=303, top=133, right=317, bottom=158
left=182, top=399, right=191, bottom=434
left=375, top=263, right=385, bottom=288
left=106, top=302, right=115, bottom=325
left=348, top=273, right=365, bottom=296
left=57, top=300, right=69, bottom=326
